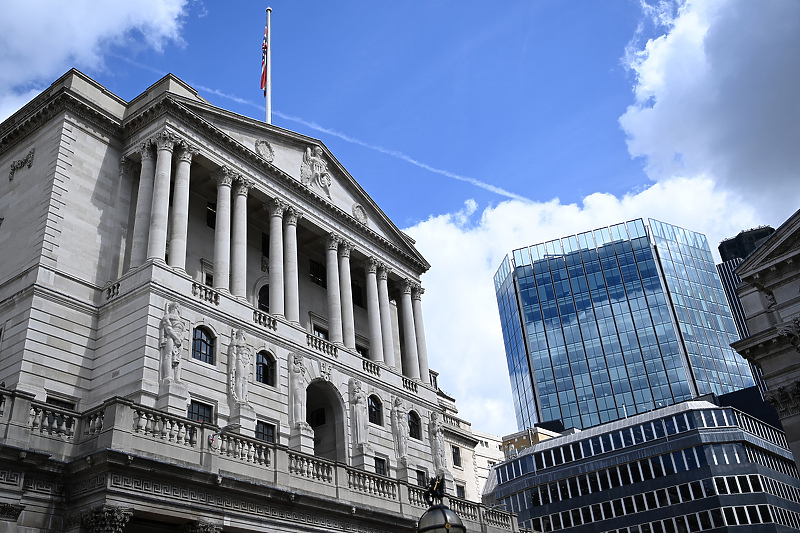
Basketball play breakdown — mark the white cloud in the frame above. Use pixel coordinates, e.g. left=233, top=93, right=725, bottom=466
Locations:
left=620, top=0, right=800, bottom=225
left=405, top=178, right=758, bottom=436
left=0, top=0, right=188, bottom=121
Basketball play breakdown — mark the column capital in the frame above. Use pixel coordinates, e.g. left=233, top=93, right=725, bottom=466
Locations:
left=327, top=232, right=342, bottom=250
left=139, top=142, right=155, bottom=162
left=153, top=130, right=177, bottom=151
left=177, top=143, right=198, bottom=163
left=182, top=521, right=222, bottom=533
left=267, top=197, right=287, bottom=217
left=401, top=278, right=417, bottom=295
left=211, top=167, right=235, bottom=187
left=412, top=285, right=425, bottom=300
left=233, top=176, right=254, bottom=197
left=119, top=157, right=133, bottom=178
left=377, top=263, right=391, bottom=280
left=364, top=256, right=379, bottom=275
left=82, top=505, right=133, bottom=533
left=338, top=239, right=353, bottom=258
left=285, top=206, right=303, bottom=226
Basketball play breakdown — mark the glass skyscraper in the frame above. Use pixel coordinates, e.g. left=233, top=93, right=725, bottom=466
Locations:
left=494, top=219, right=755, bottom=431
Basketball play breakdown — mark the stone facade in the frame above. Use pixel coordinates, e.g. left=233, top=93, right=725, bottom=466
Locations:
left=0, top=70, right=517, bottom=532
left=732, top=208, right=800, bottom=466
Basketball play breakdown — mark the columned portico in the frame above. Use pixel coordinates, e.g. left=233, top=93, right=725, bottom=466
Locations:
left=230, top=177, right=252, bottom=298
left=147, top=131, right=176, bottom=262
left=365, top=258, right=384, bottom=363
left=130, top=142, right=155, bottom=268
left=412, top=285, right=430, bottom=381
left=377, top=265, right=396, bottom=368
left=168, top=144, right=196, bottom=271
left=326, top=233, right=344, bottom=345
left=268, top=198, right=286, bottom=317
left=400, top=279, right=420, bottom=380
left=283, top=207, right=302, bottom=323
left=339, top=240, right=356, bottom=350
left=211, top=168, right=234, bottom=293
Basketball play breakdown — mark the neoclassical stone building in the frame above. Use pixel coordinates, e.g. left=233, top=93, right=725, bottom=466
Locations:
left=0, top=70, right=517, bottom=533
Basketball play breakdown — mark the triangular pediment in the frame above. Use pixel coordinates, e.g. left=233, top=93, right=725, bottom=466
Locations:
left=736, top=208, right=800, bottom=280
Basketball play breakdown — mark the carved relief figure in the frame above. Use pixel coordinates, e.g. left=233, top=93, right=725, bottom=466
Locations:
left=300, top=146, right=332, bottom=198
left=160, top=302, right=185, bottom=382
left=289, top=353, right=309, bottom=429
left=429, top=412, right=447, bottom=473
left=229, top=329, right=252, bottom=403
left=349, top=378, right=369, bottom=446
left=391, top=397, right=408, bottom=461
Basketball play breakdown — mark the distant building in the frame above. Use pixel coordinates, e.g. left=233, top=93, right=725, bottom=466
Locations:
left=494, top=219, right=754, bottom=431
left=484, top=400, right=800, bottom=532
left=502, top=427, right=563, bottom=460
left=474, top=430, right=506, bottom=496
left=732, top=209, right=800, bottom=467
left=719, top=226, right=776, bottom=263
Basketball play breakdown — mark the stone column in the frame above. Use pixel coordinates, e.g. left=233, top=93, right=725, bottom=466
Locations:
left=147, top=131, right=176, bottom=261
left=168, top=143, right=196, bottom=271
left=230, top=176, right=252, bottom=298
left=130, top=142, right=155, bottom=267
left=211, top=168, right=234, bottom=292
left=377, top=264, right=396, bottom=368
left=365, top=258, right=384, bottom=363
left=284, top=207, right=303, bottom=323
left=326, top=234, right=344, bottom=345
left=268, top=198, right=286, bottom=317
left=400, top=279, right=420, bottom=379
left=412, top=284, right=430, bottom=382
left=339, top=240, right=356, bottom=350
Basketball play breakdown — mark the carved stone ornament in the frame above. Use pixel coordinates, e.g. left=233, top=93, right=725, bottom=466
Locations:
left=0, top=503, right=24, bottom=520
left=764, top=381, right=800, bottom=417
left=160, top=302, right=186, bottom=383
left=228, top=329, right=252, bottom=404
left=300, top=145, right=332, bottom=198
left=349, top=378, right=369, bottom=446
left=211, top=167, right=235, bottom=187
left=183, top=522, right=222, bottom=533
left=255, top=139, right=274, bottom=162
left=8, top=147, right=34, bottom=181
left=776, top=317, right=800, bottom=350
left=82, top=505, right=133, bottom=533
left=289, top=353, right=309, bottom=430
left=352, top=203, right=367, bottom=224
left=319, top=360, right=332, bottom=382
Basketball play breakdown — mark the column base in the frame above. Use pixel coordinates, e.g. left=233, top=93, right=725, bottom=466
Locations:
left=156, top=379, right=189, bottom=415
left=351, top=443, right=374, bottom=470
left=288, top=422, right=314, bottom=455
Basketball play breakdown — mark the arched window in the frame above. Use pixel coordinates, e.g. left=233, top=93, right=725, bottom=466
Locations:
left=192, top=326, right=215, bottom=364
left=408, top=410, right=421, bottom=440
left=256, top=351, right=276, bottom=386
left=258, top=285, right=269, bottom=312
left=368, top=395, right=382, bottom=425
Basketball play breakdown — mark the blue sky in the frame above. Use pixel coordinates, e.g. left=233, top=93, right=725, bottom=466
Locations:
left=1, top=0, right=798, bottom=436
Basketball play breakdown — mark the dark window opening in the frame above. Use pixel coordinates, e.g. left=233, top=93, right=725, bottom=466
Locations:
left=375, top=457, right=387, bottom=476
left=417, top=470, right=427, bottom=487
left=258, top=285, right=269, bottom=312
left=356, top=345, right=369, bottom=358
left=255, top=421, right=276, bottom=443
left=192, top=327, right=215, bottom=364
left=452, top=445, right=462, bottom=467
left=256, top=351, right=276, bottom=386
left=368, top=395, right=382, bottom=425
left=206, top=202, right=216, bottom=229
left=310, top=259, right=326, bottom=288
left=188, top=400, right=213, bottom=424
left=456, top=484, right=466, bottom=499
left=204, top=272, right=214, bottom=287
left=408, top=411, right=421, bottom=440
left=261, top=232, right=269, bottom=257
left=313, top=326, right=329, bottom=340
left=309, top=408, right=326, bottom=428
left=352, top=279, right=364, bottom=308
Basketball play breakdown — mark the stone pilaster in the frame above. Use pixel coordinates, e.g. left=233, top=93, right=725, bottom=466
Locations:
left=365, top=257, right=384, bottom=363
left=284, top=207, right=303, bottom=323
left=211, top=167, right=234, bottom=292
left=400, top=279, right=420, bottom=379
left=230, top=176, right=253, bottom=298
left=412, top=284, right=430, bottom=382
left=168, top=143, right=197, bottom=270
left=339, top=240, right=356, bottom=349
left=130, top=142, right=155, bottom=268
left=326, top=233, right=344, bottom=345
left=147, top=130, right=176, bottom=261
left=377, top=264, right=396, bottom=368
left=268, top=198, right=286, bottom=317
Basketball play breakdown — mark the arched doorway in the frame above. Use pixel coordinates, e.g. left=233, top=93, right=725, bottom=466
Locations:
left=306, top=380, right=347, bottom=463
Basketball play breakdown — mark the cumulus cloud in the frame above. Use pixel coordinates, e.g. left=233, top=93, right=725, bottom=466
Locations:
left=405, top=178, right=758, bottom=436
left=0, top=0, right=188, bottom=121
left=620, top=0, right=800, bottom=224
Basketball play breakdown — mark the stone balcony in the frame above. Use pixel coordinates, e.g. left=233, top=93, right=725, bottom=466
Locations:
left=0, top=390, right=518, bottom=532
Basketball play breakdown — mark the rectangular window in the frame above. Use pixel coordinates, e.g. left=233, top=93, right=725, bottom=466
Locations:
left=352, top=280, right=364, bottom=308
left=356, top=345, right=369, bottom=358
left=310, top=259, right=327, bottom=288
left=374, top=457, right=387, bottom=476
left=255, top=421, right=276, bottom=443
left=261, top=232, right=270, bottom=257
left=204, top=272, right=214, bottom=287
left=452, top=445, right=462, bottom=467
left=313, top=326, right=329, bottom=340
left=188, top=400, right=213, bottom=424
left=417, top=470, right=427, bottom=487
left=206, top=202, right=216, bottom=229
left=456, top=484, right=466, bottom=499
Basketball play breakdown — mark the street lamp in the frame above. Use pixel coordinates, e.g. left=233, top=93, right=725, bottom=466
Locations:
left=416, top=476, right=466, bottom=533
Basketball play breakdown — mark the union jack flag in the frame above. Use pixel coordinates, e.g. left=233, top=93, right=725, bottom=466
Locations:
left=261, top=24, right=268, bottom=96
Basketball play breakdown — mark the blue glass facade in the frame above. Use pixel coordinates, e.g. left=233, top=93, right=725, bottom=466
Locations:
left=494, top=219, right=754, bottom=431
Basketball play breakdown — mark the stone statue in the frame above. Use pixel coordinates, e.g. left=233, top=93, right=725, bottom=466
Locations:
left=289, top=353, right=308, bottom=429
left=160, top=302, right=185, bottom=382
left=228, top=329, right=251, bottom=404
left=349, top=378, right=368, bottom=446
left=300, top=146, right=331, bottom=198
left=429, top=412, right=447, bottom=474
left=391, top=397, right=408, bottom=461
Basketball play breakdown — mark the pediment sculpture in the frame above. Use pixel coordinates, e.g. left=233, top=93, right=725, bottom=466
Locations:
left=300, top=146, right=332, bottom=198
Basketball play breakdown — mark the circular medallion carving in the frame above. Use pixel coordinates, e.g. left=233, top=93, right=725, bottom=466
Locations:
left=352, top=203, right=367, bottom=224
left=255, top=140, right=274, bottom=162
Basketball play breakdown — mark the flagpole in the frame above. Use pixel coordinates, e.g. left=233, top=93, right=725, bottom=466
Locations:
left=266, top=7, right=272, bottom=125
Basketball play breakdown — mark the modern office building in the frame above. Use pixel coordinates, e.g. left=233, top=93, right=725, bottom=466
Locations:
left=494, top=219, right=754, bottom=431
left=0, top=70, right=517, bottom=533
left=484, top=400, right=800, bottom=532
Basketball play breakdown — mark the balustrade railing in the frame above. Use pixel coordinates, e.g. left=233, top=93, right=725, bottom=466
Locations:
left=81, top=405, right=105, bottom=439
left=288, top=451, right=334, bottom=483
left=407, top=485, right=428, bottom=508
left=253, top=309, right=277, bottom=330
left=449, top=498, right=480, bottom=521
left=29, top=402, right=76, bottom=440
left=442, top=413, right=462, bottom=428
left=306, top=334, right=338, bottom=358
left=402, top=377, right=418, bottom=393
left=132, top=406, right=198, bottom=447
left=362, top=359, right=380, bottom=377
left=192, top=282, right=220, bottom=305
left=212, top=433, right=272, bottom=466
left=484, top=508, right=514, bottom=529
left=347, top=468, right=397, bottom=500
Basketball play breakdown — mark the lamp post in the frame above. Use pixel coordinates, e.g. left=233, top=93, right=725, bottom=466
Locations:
left=416, top=476, right=466, bottom=533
